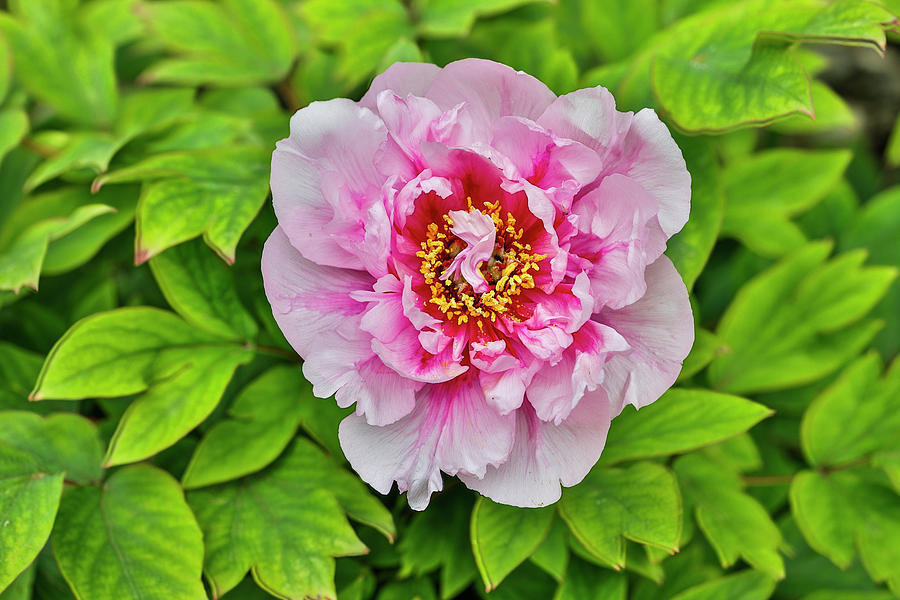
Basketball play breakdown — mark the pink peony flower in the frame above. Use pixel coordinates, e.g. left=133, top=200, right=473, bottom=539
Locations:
left=262, top=59, right=694, bottom=509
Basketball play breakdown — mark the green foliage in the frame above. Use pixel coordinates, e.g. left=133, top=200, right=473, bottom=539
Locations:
left=1, top=0, right=899, bottom=599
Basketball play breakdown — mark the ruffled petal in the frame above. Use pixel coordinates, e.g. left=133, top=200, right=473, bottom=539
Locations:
left=538, top=87, right=690, bottom=237
left=335, top=355, right=422, bottom=426
left=339, top=374, right=517, bottom=510
left=261, top=228, right=375, bottom=396
left=596, top=256, right=694, bottom=416
left=569, top=173, right=666, bottom=310
left=425, top=59, right=556, bottom=143
left=526, top=321, right=629, bottom=424
left=459, top=391, right=611, bottom=507
left=360, top=62, right=442, bottom=111
left=271, top=99, right=402, bottom=272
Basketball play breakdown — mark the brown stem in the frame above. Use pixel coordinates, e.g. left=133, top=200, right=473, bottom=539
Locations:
left=252, top=343, right=300, bottom=361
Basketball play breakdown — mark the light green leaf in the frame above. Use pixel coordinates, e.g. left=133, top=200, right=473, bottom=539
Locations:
left=0, top=202, right=115, bottom=293
left=721, top=149, right=851, bottom=257
left=24, top=133, right=119, bottom=192
left=470, top=499, right=554, bottom=592
left=888, top=112, right=900, bottom=167
left=0, top=37, right=8, bottom=103
left=802, top=353, right=900, bottom=467
left=649, top=0, right=895, bottom=132
left=0, top=0, right=117, bottom=127
left=302, top=0, right=413, bottom=84
left=599, top=389, right=772, bottom=465
left=398, top=493, right=477, bottom=599
left=709, top=242, right=896, bottom=394
left=31, top=307, right=228, bottom=401
left=872, top=451, right=900, bottom=494
left=104, top=344, right=252, bottom=466
left=0, top=446, right=63, bottom=594
left=675, top=454, right=783, bottom=578
left=666, top=136, right=724, bottom=289
left=296, top=393, right=351, bottom=460
left=187, top=439, right=379, bottom=599
left=76, top=0, right=144, bottom=46
left=417, top=0, right=547, bottom=37
left=149, top=239, right=258, bottom=341
left=0, top=563, right=35, bottom=600
left=94, top=145, right=270, bottom=263
left=378, top=37, right=423, bottom=73
left=139, top=0, right=297, bottom=86
left=789, top=470, right=856, bottom=569
left=0, top=412, right=103, bottom=483
left=52, top=465, right=206, bottom=600
left=559, top=462, right=681, bottom=568
left=670, top=571, right=775, bottom=600
left=772, top=81, right=857, bottom=134
left=553, top=557, right=626, bottom=600
left=0, top=110, right=28, bottom=165
left=181, top=366, right=305, bottom=489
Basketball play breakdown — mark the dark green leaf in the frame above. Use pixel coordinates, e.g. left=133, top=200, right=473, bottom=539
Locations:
left=669, top=570, right=775, bottom=600
left=554, top=557, right=626, bottom=600
left=0, top=412, right=102, bottom=483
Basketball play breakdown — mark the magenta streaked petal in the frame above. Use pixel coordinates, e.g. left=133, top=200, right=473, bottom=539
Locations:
left=339, top=374, right=516, bottom=510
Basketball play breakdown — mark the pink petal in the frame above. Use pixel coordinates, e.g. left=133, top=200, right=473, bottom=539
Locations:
left=271, top=99, right=401, bottom=272
left=538, top=87, right=690, bottom=237
left=441, top=209, right=495, bottom=293
left=570, top=173, right=667, bottom=310
left=360, top=62, right=442, bottom=111
left=460, top=392, right=611, bottom=507
left=425, top=59, right=556, bottom=143
left=261, top=228, right=374, bottom=396
left=335, top=355, right=422, bottom=426
left=596, top=256, right=694, bottom=416
left=339, top=374, right=517, bottom=510
left=527, top=321, right=629, bottom=424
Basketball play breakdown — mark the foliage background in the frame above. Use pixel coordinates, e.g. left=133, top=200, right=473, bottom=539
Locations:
left=1, top=0, right=900, bottom=599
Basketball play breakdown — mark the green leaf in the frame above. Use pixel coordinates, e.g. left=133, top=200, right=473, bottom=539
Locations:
left=149, top=239, right=258, bottom=341
left=0, top=445, right=64, bottom=594
left=399, top=493, right=477, bottom=599
left=677, top=328, right=726, bottom=382
left=0, top=343, right=43, bottom=411
left=666, top=136, right=724, bottom=289
left=0, top=201, right=115, bottom=293
left=772, top=81, right=857, bottom=134
left=0, top=110, right=28, bottom=165
left=377, top=578, right=437, bottom=600
left=0, top=0, right=117, bottom=127
left=470, top=499, right=554, bottom=592
left=181, top=366, right=305, bottom=489
left=709, top=242, right=896, bottom=394
left=0, top=37, right=9, bottom=103
left=669, top=570, right=776, bottom=600
left=721, top=149, right=851, bottom=257
left=31, top=307, right=230, bottom=401
left=76, top=0, right=144, bottom=46
left=650, top=0, right=896, bottom=132
left=302, top=0, right=413, bottom=84
left=530, top=518, right=569, bottom=583
left=0, top=412, right=103, bottom=483
left=600, top=389, right=772, bottom=465
left=52, top=464, right=206, bottom=600
left=0, top=563, right=35, bottom=600
left=139, top=0, right=297, bottom=86
left=801, top=353, right=900, bottom=468
left=418, top=0, right=548, bottom=38
left=789, top=470, right=856, bottom=569
left=887, top=112, right=900, bottom=167
left=553, top=557, right=626, bottom=600
left=674, top=454, right=783, bottom=578
left=559, top=462, right=681, bottom=568
left=104, top=344, right=252, bottom=466
left=94, top=145, right=270, bottom=263
left=187, top=439, right=383, bottom=599
left=295, top=393, right=351, bottom=460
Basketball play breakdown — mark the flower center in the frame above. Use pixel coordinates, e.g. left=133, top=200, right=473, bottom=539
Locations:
left=416, top=197, right=547, bottom=328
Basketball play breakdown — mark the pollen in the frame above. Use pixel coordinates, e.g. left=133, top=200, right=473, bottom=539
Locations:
left=417, top=197, right=546, bottom=327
